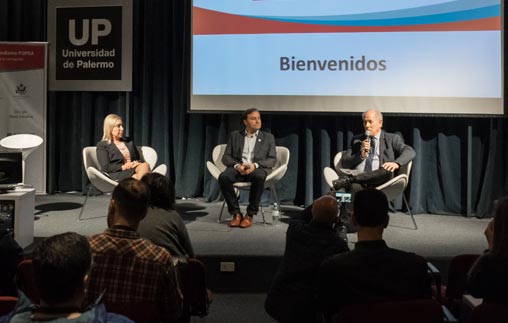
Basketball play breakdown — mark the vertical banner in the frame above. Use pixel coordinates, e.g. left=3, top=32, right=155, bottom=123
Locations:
left=48, top=0, right=132, bottom=91
left=0, top=42, right=48, bottom=193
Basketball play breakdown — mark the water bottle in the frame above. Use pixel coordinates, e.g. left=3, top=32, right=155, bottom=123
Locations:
left=272, top=203, right=280, bottom=225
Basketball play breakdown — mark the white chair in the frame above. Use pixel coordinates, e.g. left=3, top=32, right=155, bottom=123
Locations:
left=78, top=145, right=167, bottom=221
left=206, top=144, right=290, bottom=224
left=323, top=151, right=417, bottom=229
left=0, top=134, right=43, bottom=184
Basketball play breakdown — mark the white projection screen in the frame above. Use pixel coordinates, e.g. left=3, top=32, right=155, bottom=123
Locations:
left=190, top=0, right=504, bottom=114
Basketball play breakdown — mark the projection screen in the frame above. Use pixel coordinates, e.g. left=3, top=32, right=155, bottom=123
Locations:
left=190, top=0, right=504, bottom=114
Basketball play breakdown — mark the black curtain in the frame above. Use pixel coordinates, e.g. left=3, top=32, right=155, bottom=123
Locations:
left=1, top=0, right=507, bottom=217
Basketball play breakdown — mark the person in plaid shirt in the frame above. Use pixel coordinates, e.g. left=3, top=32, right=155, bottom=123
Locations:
left=85, top=178, right=182, bottom=322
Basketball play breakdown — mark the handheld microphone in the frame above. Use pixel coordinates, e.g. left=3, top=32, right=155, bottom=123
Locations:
left=363, top=130, right=371, bottom=154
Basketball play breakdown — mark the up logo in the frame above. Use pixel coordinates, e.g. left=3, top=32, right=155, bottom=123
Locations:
left=68, top=19, right=112, bottom=46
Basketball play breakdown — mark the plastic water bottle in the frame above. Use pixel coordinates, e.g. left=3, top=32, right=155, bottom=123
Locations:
left=272, top=203, right=280, bottom=225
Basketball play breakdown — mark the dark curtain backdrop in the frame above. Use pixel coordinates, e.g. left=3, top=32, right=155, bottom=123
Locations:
left=1, top=0, right=507, bottom=217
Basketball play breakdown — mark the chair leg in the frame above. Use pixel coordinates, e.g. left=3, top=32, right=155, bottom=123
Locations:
left=260, top=205, right=266, bottom=225
left=403, top=194, right=417, bottom=230
left=77, top=184, right=93, bottom=221
left=218, top=200, right=226, bottom=223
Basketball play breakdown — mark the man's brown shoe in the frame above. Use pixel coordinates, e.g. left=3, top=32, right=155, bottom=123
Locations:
left=229, top=213, right=243, bottom=227
left=240, top=215, right=253, bottom=228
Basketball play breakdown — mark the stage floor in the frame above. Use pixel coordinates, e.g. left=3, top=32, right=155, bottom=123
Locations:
left=32, top=193, right=489, bottom=259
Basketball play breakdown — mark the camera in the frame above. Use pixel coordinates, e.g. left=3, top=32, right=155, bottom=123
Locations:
left=335, top=191, right=352, bottom=203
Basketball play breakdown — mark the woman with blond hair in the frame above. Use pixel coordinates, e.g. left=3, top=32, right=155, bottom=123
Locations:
left=96, top=114, right=150, bottom=181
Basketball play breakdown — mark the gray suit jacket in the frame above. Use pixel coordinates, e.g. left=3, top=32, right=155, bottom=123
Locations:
left=341, top=131, right=415, bottom=170
left=222, top=130, right=277, bottom=174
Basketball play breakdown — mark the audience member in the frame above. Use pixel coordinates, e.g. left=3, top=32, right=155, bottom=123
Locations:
left=219, top=108, right=277, bottom=228
left=0, top=227, right=23, bottom=296
left=4, top=232, right=132, bottom=322
left=265, top=195, right=349, bottom=323
left=467, top=197, right=508, bottom=303
left=85, top=178, right=182, bottom=322
left=96, top=113, right=150, bottom=181
left=317, top=188, right=431, bottom=316
left=138, top=173, right=195, bottom=258
left=332, top=109, right=415, bottom=231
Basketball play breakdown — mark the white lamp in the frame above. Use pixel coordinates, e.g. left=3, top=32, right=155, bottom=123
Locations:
left=0, top=134, right=44, bottom=185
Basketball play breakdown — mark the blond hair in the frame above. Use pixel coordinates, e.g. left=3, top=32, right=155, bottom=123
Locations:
left=101, top=114, right=122, bottom=143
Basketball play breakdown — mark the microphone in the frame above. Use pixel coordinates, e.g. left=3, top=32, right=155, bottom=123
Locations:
left=363, top=130, right=371, bottom=154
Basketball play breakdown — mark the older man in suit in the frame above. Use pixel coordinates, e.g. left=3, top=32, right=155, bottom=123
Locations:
left=332, top=109, right=415, bottom=231
left=219, top=108, right=277, bottom=228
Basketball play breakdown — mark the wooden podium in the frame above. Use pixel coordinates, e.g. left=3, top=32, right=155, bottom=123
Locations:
left=0, top=188, right=35, bottom=248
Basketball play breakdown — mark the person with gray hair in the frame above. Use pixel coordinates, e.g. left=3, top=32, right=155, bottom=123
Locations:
left=332, top=109, right=415, bottom=231
left=265, top=195, right=349, bottom=323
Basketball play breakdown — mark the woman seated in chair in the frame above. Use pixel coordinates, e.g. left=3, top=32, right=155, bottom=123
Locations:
left=467, top=196, right=508, bottom=304
left=97, top=114, right=150, bottom=181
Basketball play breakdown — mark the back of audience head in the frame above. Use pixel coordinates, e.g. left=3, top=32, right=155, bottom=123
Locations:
left=109, top=178, right=150, bottom=227
left=353, top=188, right=389, bottom=228
left=492, top=197, right=508, bottom=256
left=312, top=195, right=339, bottom=225
left=32, top=232, right=91, bottom=305
left=141, top=173, right=175, bottom=210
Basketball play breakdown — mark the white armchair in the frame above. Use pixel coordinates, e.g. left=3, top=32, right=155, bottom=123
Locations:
left=206, top=144, right=290, bottom=224
left=78, top=145, right=167, bottom=221
left=323, top=151, right=416, bottom=229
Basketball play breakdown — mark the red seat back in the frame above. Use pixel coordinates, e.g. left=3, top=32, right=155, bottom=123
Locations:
left=0, top=296, right=18, bottom=316
left=16, top=259, right=40, bottom=304
left=106, top=301, right=160, bottom=323
left=471, top=302, right=508, bottom=323
left=445, top=254, right=480, bottom=300
left=336, top=299, right=443, bottom=323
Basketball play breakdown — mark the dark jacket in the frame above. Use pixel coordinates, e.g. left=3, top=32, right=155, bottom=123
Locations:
left=341, top=131, right=415, bottom=170
left=96, top=139, right=143, bottom=180
left=265, top=206, right=349, bottom=323
left=317, top=240, right=431, bottom=315
left=222, top=130, right=277, bottom=174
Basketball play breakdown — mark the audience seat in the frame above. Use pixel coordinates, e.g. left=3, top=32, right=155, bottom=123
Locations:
left=470, top=302, right=508, bottom=323
left=444, top=254, right=480, bottom=302
left=105, top=301, right=160, bottom=322
left=0, top=296, right=18, bottom=316
left=332, top=299, right=443, bottom=323
left=179, top=258, right=210, bottom=322
left=15, top=259, right=39, bottom=304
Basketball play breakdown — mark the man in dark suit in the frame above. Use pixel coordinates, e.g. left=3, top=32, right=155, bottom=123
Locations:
left=219, top=108, right=277, bottom=228
left=316, top=189, right=431, bottom=317
left=332, top=109, right=415, bottom=230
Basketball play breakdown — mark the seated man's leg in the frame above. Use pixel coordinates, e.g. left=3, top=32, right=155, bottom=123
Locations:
left=219, top=167, right=243, bottom=215
left=245, top=168, right=267, bottom=216
left=333, top=168, right=394, bottom=190
left=353, top=168, right=394, bottom=187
